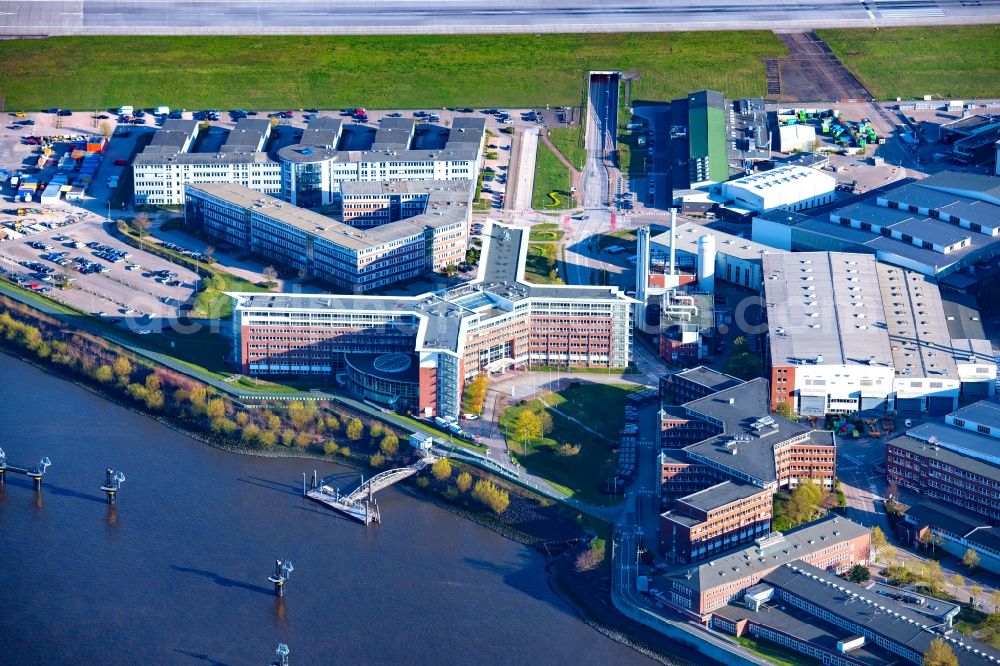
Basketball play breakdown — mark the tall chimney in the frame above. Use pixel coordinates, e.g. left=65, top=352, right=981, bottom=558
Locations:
left=669, top=208, right=677, bottom=276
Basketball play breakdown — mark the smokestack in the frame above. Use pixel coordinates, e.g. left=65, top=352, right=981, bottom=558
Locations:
left=669, top=208, right=677, bottom=276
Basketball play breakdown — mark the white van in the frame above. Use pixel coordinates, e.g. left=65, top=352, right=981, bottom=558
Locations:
left=154, top=106, right=170, bottom=116
left=118, top=105, right=134, bottom=116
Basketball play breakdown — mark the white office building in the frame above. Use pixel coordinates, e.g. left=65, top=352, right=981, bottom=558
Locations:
left=721, top=165, right=836, bottom=214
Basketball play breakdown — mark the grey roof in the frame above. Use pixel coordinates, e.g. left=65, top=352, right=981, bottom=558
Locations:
left=764, top=561, right=1000, bottom=666
left=906, top=421, right=1000, bottom=466
left=344, top=352, right=420, bottom=383
left=753, top=209, right=812, bottom=227
left=888, top=217, right=970, bottom=247
left=186, top=182, right=468, bottom=252
left=300, top=116, right=343, bottom=148
left=949, top=400, right=1000, bottom=427
left=677, top=480, right=768, bottom=512
left=905, top=500, right=988, bottom=537
left=445, top=116, right=487, bottom=149
left=230, top=221, right=634, bottom=354
left=918, top=171, right=1000, bottom=206
left=663, top=515, right=869, bottom=594
left=278, top=144, right=480, bottom=165
left=865, top=581, right=960, bottom=625
left=675, top=366, right=743, bottom=392
left=220, top=118, right=271, bottom=152
left=763, top=252, right=894, bottom=368
left=888, top=434, right=1000, bottom=484
left=713, top=602, right=888, bottom=664
left=940, top=292, right=988, bottom=339
left=878, top=182, right=1000, bottom=233
left=372, top=116, right=415, bottom=151
left=681, top=379, right=818, bottom=485
left=651, top=221, right=782, bottom=262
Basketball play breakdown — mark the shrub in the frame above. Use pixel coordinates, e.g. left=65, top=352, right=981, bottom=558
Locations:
left=431, top=458, right=452, bottom=481
left=472, top=478, right=510, bottom=514
left=456, top=471, right=473, bottom=493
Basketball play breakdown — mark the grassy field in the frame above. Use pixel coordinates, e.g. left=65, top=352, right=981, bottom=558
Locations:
left=529, top=222, right=565, bottom=242
left=500, top=398, right=617, bottom=505
left=819, top=26, right=1000, bottom=99
left=735, top=637, right=811, bottom=666
left=0, top=33, right=784, bottom=111
left=523, top=244, right=563, bottom=285
left=532, top=140, right=575, bottom=210
left=542, top=382, right=642, bottom=440
left=548, top=126, right=587, bottom=171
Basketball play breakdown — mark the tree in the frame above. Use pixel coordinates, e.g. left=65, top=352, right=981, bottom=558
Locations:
left=919, top=560, right=946, bottom=595
left=262, top=265, right=279, bottom=288
left=205, top=397, right=226, bottom=420
left=132, top=212, right=151, bottom=251
left=379, top=432, right=399, bottom=457
left=203, top=245, right=215, bottom=265
left=472, top=478, right=509, bottom=514
left=923, top=637, right=959, bottom=666
left=575, top=538, right=606, bottom=572
left=463, top=372, right=489, bottom=415
left=323, top=440, right=339, bottom=456
left=992, top=589, right=1000, bottom=612
left=515, top=409, right=544, bottom=443
left=456, top=471, right=473, bottom=493
left=112, top=355, right=132, bottom=385
left=369, top=422, right=384, bottom=439
left=242, top=424, right=262, bottom=444
left=774, top=401, right=794, bottom=419
left=95, top=364, right=113, bottom=383
left=98, top=120, right=114, bottom=138
left=871, top=526, right=888, bottom=555
left=345, top=417, right=364, bottom=441
left=970, top=584, right=984, bottom=608
left=848, top=564, right=870, bottom=584
left=963, top=548, right=981, bottom=573
left=370, top=452, right=386, bottom=468
left=786, top=479, right=825, bottom=526
left=431, top=458, right=452, bottom=481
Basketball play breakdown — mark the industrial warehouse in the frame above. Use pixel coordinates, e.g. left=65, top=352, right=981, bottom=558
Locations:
left=227, top=223, right=634, bottom=420
left=763, top=251, right=996, bottom=416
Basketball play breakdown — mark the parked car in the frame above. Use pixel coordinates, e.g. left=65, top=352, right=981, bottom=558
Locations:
left=114, top=159, right=127, bottom=166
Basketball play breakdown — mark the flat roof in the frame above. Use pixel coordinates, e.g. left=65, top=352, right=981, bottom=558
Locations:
left=300, top=116, right=343, bottom=148
left=753, top=209, right=812, bottom=227
left=674, top=366, right=743, bottom=393
left=230, top=221, right=634, bottom=354
left=724, top=165, right=834, bottom=196
left=950, top=400, right=1000, bottom=427
left=677, top=480, right=768, bottom=512
left=713, top=603, right=889, bottom=664
left=662, top=515, right=869, bottom=594
left=372, top=116, right=415, bottom=151
left=906, top=420, right=1000, bottom=466
left=878, top=182, right=1000, bottom=232
left=651, top=221, right=781, bottom=262
left=905, top=500, right=989, bottom=537
left=344, top=352, right=420, bottom=383
left=765, top=561, right=999, bottom=666
left=918, top=171, right=1000, bottom=206
left=186, top=182, right=468, bottom=252
left=764, top=252, right=894, bottom=368
left=889, top=433, right=1000, bottom=484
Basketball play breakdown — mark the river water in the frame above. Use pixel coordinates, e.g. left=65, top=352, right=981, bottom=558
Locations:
left=0, top=354, right=657, bottom=665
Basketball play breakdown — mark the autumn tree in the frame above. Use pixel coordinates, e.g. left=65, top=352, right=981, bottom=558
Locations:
left=95, top=364, right=113, bottom=383
left=515, top=409, right=543, bottom=443
left=262, top=265, right=279, bottom=288
left=370, top=452, right=386, bottom=468
left=456, top=471, right=473, bottom=493
left=464, top=372, right=489, bottom=415
left=380, top=432, right=399, bottom=458
left=205, top=397, right=226, bottom=420
left=970, top=584, right=984, bottom=608
left=963, top=548, right=981, bottom=573
left=113, top=355, right=132, bottom=385
left=923, top=637, right=958, bottom=666
left=369, top=422, right=384, bottom=439
left=431, top=458, right=452, bottom=481
left=952, top=573, right=965, bottom=589
left=472, top=479, right=510, bottom=514
left=346, top=417, right=364, bottom=441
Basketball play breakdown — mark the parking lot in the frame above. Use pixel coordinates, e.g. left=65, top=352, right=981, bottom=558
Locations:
left=0, top=211, right=199, bottom=328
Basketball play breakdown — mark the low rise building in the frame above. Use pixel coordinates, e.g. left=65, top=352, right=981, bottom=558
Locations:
left=901, top=501, right=1000, bottom=576
left=659, top=366, right=742, bottom=406
left=764, top=252, right=996, bottom=416
left=711, top=560, right=998, bottom=666
left=886, top=405, right=1000, bottom=521
left=657, top=515, right=870, bottom=618
left=719, top=165, right=836, bottom=214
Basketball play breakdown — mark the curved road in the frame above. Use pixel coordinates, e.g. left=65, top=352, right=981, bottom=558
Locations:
left=5, top=0, right=1000, bottom=35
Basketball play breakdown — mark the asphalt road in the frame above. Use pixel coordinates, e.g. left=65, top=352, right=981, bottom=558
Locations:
left=4, top=0, right=1000, bottom=35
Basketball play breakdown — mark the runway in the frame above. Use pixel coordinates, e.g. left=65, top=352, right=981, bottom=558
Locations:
left=3, top=0, right=999, bottom=36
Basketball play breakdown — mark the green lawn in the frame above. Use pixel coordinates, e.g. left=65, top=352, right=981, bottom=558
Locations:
left=819, top=26, right=1000, bottom=99
left=541, top=382, right=642, bottom=440
left=548, top=126, right=587, bottom=171
left=500, top=399, right=618, bottom=505
left=532, top=140, right=575, bottom=210
left=523, top=244, right=563, bottom=284
left=735, top=636, right=813, bottom=666
left=0, top=33, right=785, bottom=111
left=529, top=223, right=565, bottom=242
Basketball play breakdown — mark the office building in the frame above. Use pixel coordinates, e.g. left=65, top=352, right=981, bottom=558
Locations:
left=886, top=402, right=1000, bottom=521
left=132, top=115, right=484, bottom=209
left=901, top=501, right=1000, bottom=576
left=659, top=366, right=742, bottom=405
left=184, top=182, right=469, bottom=293
left=228, top=224, right=634, bottom=419
left=657, top=515, right=870, bottom=617
left=763, top=252, right=996, bottom=416
left=134, top=118, right=281, bottom=205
